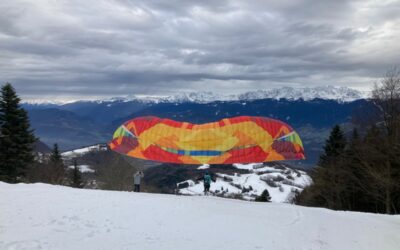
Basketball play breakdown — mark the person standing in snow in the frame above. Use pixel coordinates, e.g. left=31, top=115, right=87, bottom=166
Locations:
left=133, top=171, right=144, bottom=192
left=203, top=171, right=212, bottom=195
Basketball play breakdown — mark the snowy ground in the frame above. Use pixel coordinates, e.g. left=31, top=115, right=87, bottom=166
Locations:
left=1, top=182, right=399, bottom=250
left=61, top=144, right=107, bottom=158
left=178, top=163, right=312, bottom=202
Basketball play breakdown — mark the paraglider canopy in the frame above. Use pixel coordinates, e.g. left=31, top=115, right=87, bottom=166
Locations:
left=109, top=116, right=305, bottom=164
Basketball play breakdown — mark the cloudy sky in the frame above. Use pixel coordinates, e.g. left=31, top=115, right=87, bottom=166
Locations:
left=1, top=0, right=399, bottom=101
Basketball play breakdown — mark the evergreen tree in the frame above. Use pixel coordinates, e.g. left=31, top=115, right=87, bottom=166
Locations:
left=50, top=143, right=62, bottom=164
left=48, top=143, right=65, bottom=184
left=0, top=83, right=36, bottom=183
left=71, top=159, right=82, bottom=188
left=297, top=125, right=348, bottom=209
left=255, top=189, right=271, bottom=202
left=318, top=125, right=346, bottom=167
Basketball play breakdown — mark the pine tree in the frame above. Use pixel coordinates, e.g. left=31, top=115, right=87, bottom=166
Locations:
left=71, top=159, right=82, bottom=188
left=297, top=125, right=348, bottom=209
left=0, top=83, right=36, bottom=183
left=50, top=143, right=62, bottom=164
left=319, top=125, right=346, bottom=167
left=255, top=189, right=271, bottom=202
left=48, top=143, right=65, bottom=184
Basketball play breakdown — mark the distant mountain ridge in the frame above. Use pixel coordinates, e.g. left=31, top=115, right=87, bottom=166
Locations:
left=23, top=86, right=368, bottom=105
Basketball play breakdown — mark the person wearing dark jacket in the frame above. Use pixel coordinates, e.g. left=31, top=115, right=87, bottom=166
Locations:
left=203, top=172, right=212, bottom=194
left=197, top=171, right=215, bottom=195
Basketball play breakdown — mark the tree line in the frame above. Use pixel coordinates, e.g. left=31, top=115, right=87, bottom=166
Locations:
left=296, top=69, right=400, bottom=214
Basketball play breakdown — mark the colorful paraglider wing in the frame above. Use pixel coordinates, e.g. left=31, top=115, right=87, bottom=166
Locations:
left=109, top=116, right=305, bottom=164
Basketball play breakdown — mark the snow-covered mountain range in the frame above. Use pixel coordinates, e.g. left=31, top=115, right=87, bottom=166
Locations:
left=24, top=86, right=369, bottom=104
left=237, top=86, right=368, bottom=103
left=97, top=86, right=369, bottom=103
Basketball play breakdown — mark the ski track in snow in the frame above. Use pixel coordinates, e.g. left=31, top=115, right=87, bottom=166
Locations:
left=1, top=182, right=400, bottom=250
left=284, top=206, right=303, bottom=227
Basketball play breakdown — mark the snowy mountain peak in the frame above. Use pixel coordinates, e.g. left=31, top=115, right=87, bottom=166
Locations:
left=23, top=86, right=369, bottom=105
left=123, top=86, right=368, bottom=103
left=238, top=86, right=368, bottom=102
left=161, top=92, right=237, bottom=103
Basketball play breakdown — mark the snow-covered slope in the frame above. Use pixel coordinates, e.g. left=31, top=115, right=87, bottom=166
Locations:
left=178, top=163, right=312, bottom=202
left=61, top=144, right=107, bottom=158
left=67, top=164, right=95, bottom=173
left=1, top=182, right=399, bottom=250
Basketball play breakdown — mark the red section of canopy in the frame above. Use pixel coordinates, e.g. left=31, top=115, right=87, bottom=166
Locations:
left=142, top=144, right=184, bottom=164
left=223, top=145, right=268, bottom=164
